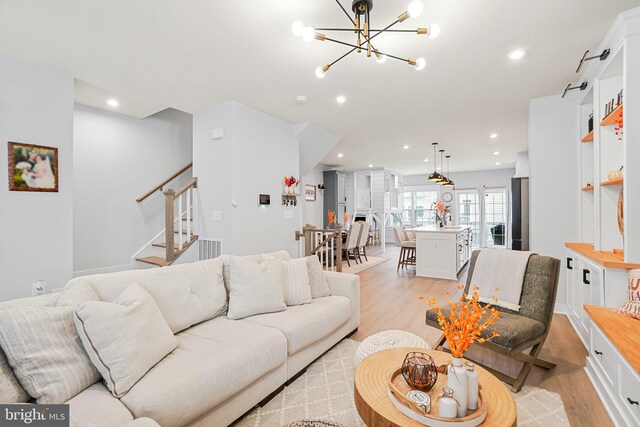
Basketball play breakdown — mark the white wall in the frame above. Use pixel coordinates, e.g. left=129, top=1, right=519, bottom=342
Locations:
left=529, top=95, right=580, bottom=309
left=193, top=101, right=301, bottom=256
left=515, top=152, right=530, bottom=177
left=73, top=105, right=193, bottom=276
left=300, top=164, right=326, bottom=228
left=0, top=56, right=74, bottom=300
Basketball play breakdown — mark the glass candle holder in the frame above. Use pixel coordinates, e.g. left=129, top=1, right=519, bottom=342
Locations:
left=401, top=352, right=438, bottom=391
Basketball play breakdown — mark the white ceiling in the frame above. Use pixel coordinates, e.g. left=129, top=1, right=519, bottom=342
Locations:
left=1, top=0, right=639, bottom=174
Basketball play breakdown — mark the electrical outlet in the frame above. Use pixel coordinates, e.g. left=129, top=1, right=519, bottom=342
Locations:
left=212, top=211, right=221, bottom=221
left=283, top=211, right=294, bottom=219
left=32, top=280, right=46, bottom=296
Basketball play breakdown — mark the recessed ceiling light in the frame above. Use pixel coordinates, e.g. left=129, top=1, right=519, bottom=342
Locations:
left=336, top=95, right=346, bottom=104
left=508, top=49, right=526, bottom=60
left=107, top=99, right=119, bottom=107
left=296, top=95, right=308, bottom=105
left=368, top=164, right=373, bottom=168
left=424, top=158, right=429, bottom=162
left=403, top=145, right=410, bottom=150
left=495, top=162, right=501, bottom=166
left=493, top=151, right=500, bottom=155
left=337, top=153, right=344, bottom=158
left=437, top=167, right=441, bottom=171
left=490, top=133, right=498, bottom=139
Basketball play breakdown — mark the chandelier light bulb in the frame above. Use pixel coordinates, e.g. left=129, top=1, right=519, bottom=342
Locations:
left=428, top=24, right=441, bottom=39
left=414, top=57, right=426, bottom=71
left=315, top=66, right=326, bottom=79
left=407, top=1, right=424, bottom=18
left=376, top=54, right=387, bottom=64
left=302, top=26, right=315, bottom=43
left=292, top=21, right=305, bottom=37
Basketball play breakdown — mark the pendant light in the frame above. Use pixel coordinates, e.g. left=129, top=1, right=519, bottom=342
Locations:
left=427, top=143, right=444, bottom=182
left=443, top=155, right=455, bottom=187
left=437, top=149, right=446, bottom=184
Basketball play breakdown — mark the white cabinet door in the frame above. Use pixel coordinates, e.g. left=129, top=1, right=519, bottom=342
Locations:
left=565, top=250, right=579, bottom=321
left=578, top=258, right=604, bottom=336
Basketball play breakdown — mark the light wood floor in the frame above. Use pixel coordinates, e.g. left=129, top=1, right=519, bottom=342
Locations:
left=352, top=244, right=612, bottom=427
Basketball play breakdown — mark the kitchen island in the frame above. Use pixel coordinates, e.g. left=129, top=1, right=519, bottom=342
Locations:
left=407, top=225, right=472, bottom=279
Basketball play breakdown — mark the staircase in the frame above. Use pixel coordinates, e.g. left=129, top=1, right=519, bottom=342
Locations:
left=133, top=164, right=199, bottom=268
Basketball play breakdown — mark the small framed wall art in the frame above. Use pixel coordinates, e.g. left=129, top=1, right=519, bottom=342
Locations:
left=7, top=142, right=59, bottom=192
left=305, top=184, right=316, bottom=201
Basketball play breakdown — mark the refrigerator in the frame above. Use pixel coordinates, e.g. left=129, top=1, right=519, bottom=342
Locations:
left=511, top=177, right=529, bottom=251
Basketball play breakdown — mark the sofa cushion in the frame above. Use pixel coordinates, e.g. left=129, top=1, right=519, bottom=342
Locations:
left=74, top=284, right=178, bottom=398
left=66, top=382, right=133, bottom=427
left=65, top=258, right=226, bottom=333
left=219, top=250, right=291, bottom=289
left=0, top=293, right=59, bottom=404
left=425, top=307, right=546, bottom=349
left=307, top=256, right=331, bottom=298
left=0, top=306, right=101, bottom=404
left=283, top=258, right=312, bottom=306
left=120, top=317, right=287, bottom=427
left=227, top=256, right=287, bottom=320
left=243, top=296, right=351, bottom=355
left=57, top=282, right=100, bottom=308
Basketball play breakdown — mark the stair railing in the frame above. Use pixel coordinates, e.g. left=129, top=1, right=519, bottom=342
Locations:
left=164, top=178, right=198, bottom=264
left=296, top=224, right=343, bottom=272
left=136, top=163, right=193, bottom=203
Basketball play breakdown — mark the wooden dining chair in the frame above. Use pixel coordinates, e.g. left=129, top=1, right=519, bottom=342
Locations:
left=342, top=222, right=362, bottom=267
left=355, top=221, right=371, bottom=262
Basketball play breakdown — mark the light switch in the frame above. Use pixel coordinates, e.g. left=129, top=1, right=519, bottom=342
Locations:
left=283, top=211, right=294, bottom=219
left=212, top=211, right=221, bottom=221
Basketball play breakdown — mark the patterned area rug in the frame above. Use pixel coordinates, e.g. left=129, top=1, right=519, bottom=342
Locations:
left=235, top=339, right=571, bottom=427
left=341, top=256, right=389, bottom=274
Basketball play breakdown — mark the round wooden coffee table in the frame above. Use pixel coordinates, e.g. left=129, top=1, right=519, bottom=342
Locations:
left=354, top=347, right=517, bottom=427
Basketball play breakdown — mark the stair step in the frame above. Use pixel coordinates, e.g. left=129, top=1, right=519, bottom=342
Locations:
left=153, top=235, right=198, bottom=249
left=135, top=256, right=169, bottom=267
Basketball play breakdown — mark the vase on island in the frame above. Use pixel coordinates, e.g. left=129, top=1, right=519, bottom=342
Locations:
left=447, top=357, right=468, bottom=417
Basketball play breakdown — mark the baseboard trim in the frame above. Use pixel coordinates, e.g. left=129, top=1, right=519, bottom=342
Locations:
left=553, top=303, right=568, bottom=315
left=73, top=264, right=132, bottom=278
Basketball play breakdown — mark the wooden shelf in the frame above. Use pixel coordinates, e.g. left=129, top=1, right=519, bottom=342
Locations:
left=600, top=104, right=623, bottom=127
left=565, top=242, right=640, bottom=269
left=581, top=185, right=594, bottom=191
left=581, top=131, right=594, bottom=142
left=584, top=305, right=640, bottom=376
left=600, top=177, right=623, bottom=187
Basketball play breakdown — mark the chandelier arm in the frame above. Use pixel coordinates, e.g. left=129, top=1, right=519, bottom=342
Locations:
left=323, top=37, right=410, bottom=63
left=331, top=0, right=379, bottom=53
left=328, top=48, right=359, bottom=68
left=334, top=0, right=357, bottom=26
left=362, top=19, right=400, bottom=46
left=316, top=28, right=422, bottom=33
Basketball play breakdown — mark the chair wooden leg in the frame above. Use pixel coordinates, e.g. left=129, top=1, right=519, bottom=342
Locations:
left=397, top=248, right=404, bottom=271
left=363, top=246, right=368, bottom=261
left=344, top=249, right=351, bottom=267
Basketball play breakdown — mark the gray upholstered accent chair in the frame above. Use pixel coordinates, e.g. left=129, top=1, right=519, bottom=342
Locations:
left=425, top=250, right=561, bottom=392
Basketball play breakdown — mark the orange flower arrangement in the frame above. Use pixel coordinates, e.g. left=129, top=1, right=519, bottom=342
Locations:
left=328, top=210, right=336, bottom=225
left=420, top=285, right=501, bottom=358
left=344, top=212, right=350, bottom=224
left=436, top=200, right=446, bottom=213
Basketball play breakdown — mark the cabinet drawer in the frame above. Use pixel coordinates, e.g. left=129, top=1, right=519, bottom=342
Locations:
left=591, top=325, right=617, bottom=389
left=618, top=362, right=640, bottom=425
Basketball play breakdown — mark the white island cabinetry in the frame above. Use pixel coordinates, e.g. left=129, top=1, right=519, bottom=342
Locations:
left=410, top=226, right=472, bottom=280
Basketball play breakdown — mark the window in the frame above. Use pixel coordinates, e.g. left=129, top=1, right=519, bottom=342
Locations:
left=457, top=191, right=480, bottom=248
left=400, top=190, right=439, bottom=226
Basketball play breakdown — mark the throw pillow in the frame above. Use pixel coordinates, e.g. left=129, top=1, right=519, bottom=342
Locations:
left=0, top=306, right=101, bottom=404
left=283, top=258, right=312, bottom=306
left=74, top=283, right=178, bottom=398
left=57, top=282, right=100, bottom=307
left=227, top=256, right=286, bottom=320
left=617, top=269, right=640, bottom=319
left=306, top=256, right=331, bottom=298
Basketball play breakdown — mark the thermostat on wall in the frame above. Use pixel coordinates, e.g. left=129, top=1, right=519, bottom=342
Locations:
left=259, top=194, right=271, bottom=206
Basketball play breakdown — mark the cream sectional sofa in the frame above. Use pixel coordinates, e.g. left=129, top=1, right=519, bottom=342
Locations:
left=0, top=252, right=360, bottom=427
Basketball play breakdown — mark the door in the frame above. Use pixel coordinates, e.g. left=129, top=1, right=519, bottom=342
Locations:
left=484, top=189, right=507, bottom=248
left=566, top=250, right=578, bottom=320
left=337, top=173, right=346, bottom=204
left=578, top=258, right=604, bottom=337
left=457, top=191, right=480, bottom=247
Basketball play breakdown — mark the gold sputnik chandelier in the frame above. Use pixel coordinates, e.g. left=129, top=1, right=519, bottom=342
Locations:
left=292, top=0, right=440, bottom=78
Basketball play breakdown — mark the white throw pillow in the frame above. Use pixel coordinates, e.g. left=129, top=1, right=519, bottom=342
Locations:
left=227, top=256, right=287, bottom=320
left=283, top=258, right=312, bottom=306
left=57, top=282, right=100, bottom=307
left=74, top=283, right=178, bottom=398
left=306, top=256, right=332, bottom=298
left=0, top=306, right=101, bottom=404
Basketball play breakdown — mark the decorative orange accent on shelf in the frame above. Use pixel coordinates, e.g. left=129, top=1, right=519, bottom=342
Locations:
left=601, top=177, right=623, bottom=187
left=581, top=131, right=594, bottom=143
left=600, top=104, right=623, bottom=127
left=581, top=185, right=594, bottom=192
left=565, top=242, right=640, bottom=269
left=584, top=305, right=640, bottom=376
